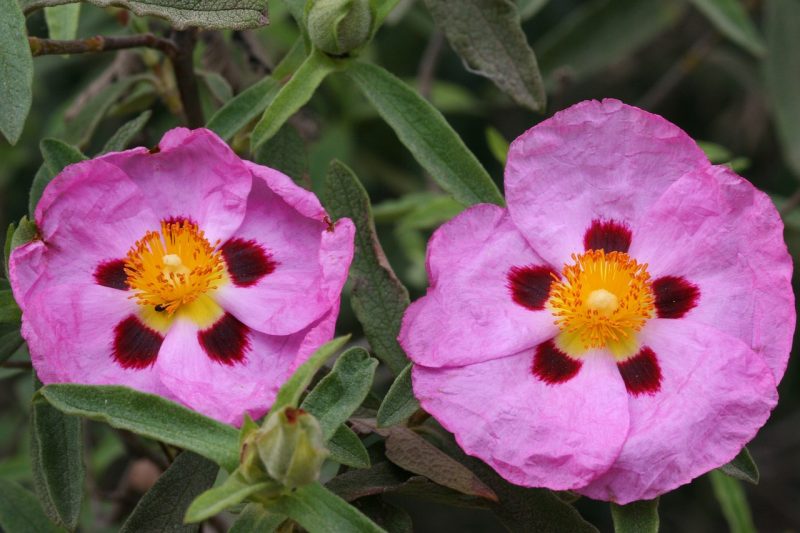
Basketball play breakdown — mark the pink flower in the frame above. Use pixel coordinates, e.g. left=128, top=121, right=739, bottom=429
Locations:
left=399, top=99, right=794, bottom=503
left=10, top=128, right=354, bottom=426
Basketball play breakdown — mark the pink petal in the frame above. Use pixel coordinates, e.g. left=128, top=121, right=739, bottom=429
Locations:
left=399, top=204, right=558, bottom=368
left=578, top=319, right=777, bottom=503
left=413, top=349, right=630, bottom=490
left=631, top=166, right=795, bottom=383
left=244, top=161, right=326, bottom=219
left=99, top=128, right=251, bottom=243
left=505, top=99, right=709, bottom=266
left=213, top=172, right=354, bottom=336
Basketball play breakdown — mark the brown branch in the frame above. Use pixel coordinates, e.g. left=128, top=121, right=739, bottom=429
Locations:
left=780, top=187, right=800, bottom=217
left=417, top=30, right=445, bottom=100
left=29, top=34, right=178, bottom=58
left=1, top=361, right=32, bottom=370
left=171, top=30, right=205, bottom=128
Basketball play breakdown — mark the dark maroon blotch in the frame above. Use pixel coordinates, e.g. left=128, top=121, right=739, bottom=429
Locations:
left=617, top=346, right=662, bottom=395
left=220, top=238, right=277, bottom=287
left=508, top=265, right=557, bottom=311
left=112, top=315, right=163, bottom=369
left=583, top=219, right=633, bottom=253
left=532, top=339, right=582, bottom=385
left=198, top=312, right=250, bottom=365
left=163, top=215, right=195, bottom=227
left=94, top=259, right=129, bottom=290
left=652, top=275, right=700, bottom=319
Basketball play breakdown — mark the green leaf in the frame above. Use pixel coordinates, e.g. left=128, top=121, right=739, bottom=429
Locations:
left=45, top=4, right=80, bottom=40
left=0, top=328, right=24, bottom=365
left=0, top=0, right=33, bottom=145
left=121, top=452, right=219, bottom=533
left=38, top=384, right=240, bottom=472
left=31, top=378, right=85, bottom=531
left=516, top=0, right=548, bottom=20
left=324, top=160, right=410, bottom=374
left=610, top=499, right=659, bottom=533
left=486, top=127, right=510, bottom=165
left=0, top=478, right=62, bottom=533
left=185, top=472, right=275, bottom=523
left=423, top=0, right=545, bottom=111
left=536, top=0, right=682, bottom=84
left=268, top=336, right=351, bottom=416
left=346, top=61, right=503, bottom=206
left=377, top=364, right=419, bottom=427
left=30, top=139, right=87, bottom=216
left=0, top=290, right=21, bottom=324
left=251, top=49, right=341, bottom=150
left=709, top=470, right=756, bottom=533
left=382, top=426, right=497, bottom=502
left=199, top=70, right=234, bottom=103
left=229, top=504, right=286, bottom=533
left=267, top=481, right=386, bottom=533
left=100, top=110, right=152, bottom=154
left=327, top=425, right=370, bottom=469
left=688, top=0, right=764, bottom=56
left=26, top=0, right=268, bottom=29
left=207, top=77, right=280, bottom=140
left=254, top=123, right=309, bottom=184
left=301, top=347, right=378, bottom=440
left=3, top=223, right=13, bottom=279
left=11, top=216, right=39, bottom=251
left=719, top=447, right=759, bottom=484
left=765, top=0, right=800, bottom=178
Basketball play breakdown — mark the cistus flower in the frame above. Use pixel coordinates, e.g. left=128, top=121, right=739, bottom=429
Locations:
left=399, top=99, right=794, bottom=503
left=9, top=128, right=354, bottom=426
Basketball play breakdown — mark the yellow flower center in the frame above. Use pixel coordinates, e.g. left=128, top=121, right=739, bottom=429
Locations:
left=125, top=219, right=226, bottom=328
left=548, top=250, right=655, bottom=358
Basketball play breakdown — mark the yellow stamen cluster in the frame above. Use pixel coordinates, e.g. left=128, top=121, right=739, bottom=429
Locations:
left=125, top=219, right=225, bottom=315
left=548, top=250, right=655, bottom=356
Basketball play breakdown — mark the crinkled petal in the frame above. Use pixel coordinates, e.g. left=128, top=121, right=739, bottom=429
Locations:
left=631, top=166, right=795, bottom=383
left=505, top=99, right=709, bottom=265
left=578, top=319, right=777, bottom=503
left=399, top=204, right=558, bottom=368
left=414, top=349, right=629, bottom=489
left=99, top=128, right=251, bottom=243
left=214, top=171, right=354, bottom=336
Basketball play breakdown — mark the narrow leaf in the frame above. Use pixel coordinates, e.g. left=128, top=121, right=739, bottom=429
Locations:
left=38, top=384, right=240, bottom=472
left=44, top=4, right=81, bottom=41
left=10, top=216, right=39, bottom=252
left=199, top=70, right=233, bottom=103
left=268, top=336, right=350, bottom=416
left=254, top=123, right=309, bottom=184
left=424, top=0, right=545, bottom=111
left=31, top=377, right=85, bottom=531
left=100, top=110, right=152, bottom=154
left=327, top=424, right=371, bottom=469
left=0, top=328, right=24, bottom=365
left=185, top=473, right=274, bottom=523
left=324, top=160, right=410, bottom=374
left=267, top=481, right=386, bottom=533
left=3, top=223, right=14, bottom=279
left=30, top=139, right=87, bottom=216
left=0, top=0, right=34, bottom=144
left=377, top=364, right=419, bottom=427
left=121, top=452, right=219, bottom=533
left=229, top=504, right=286, bottom=533
left=0, top=290, right=21, bottom=324
left=610, top=499, right=659, bottom=533
left=346, top=62, right=503, bottom=206
left=709, top=470, right=756, bottom=533
left=301, top=347, right=378, bottom=440
left=516, top=0, right=548, bottom=20
left=688, top=0, right=764, bottom=56
left=765, top=0, right=800, bottom=178
left=0, top=479, right=61, bottom=533
left=251, top=49, right=341, bottom=150
left=486, top=127, right=510, bottom=165
left=719, top=447, right=759, bottom=484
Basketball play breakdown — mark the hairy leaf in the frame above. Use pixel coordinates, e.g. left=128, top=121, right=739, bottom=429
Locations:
left=186, top=472, right=275, bottom=523
left=0, top=479, right=61, bottom=533
left=688, top=0, right=764, bottom=56
left=376, top=364, right=419, bottom=427
left=719, top=447, right=759, bottom=484
left=346, top=62, right=503, bottom=206
left=254, top=123, right=308, bottom=184
left=324, top=160, right=410, bottom=374
left=516, top=0, right=548, bottom=20
left=424, top=0, right=545, bottom=111
left=0, top=290, right=21, bottom=324
left=229, top=504, right=286, bottom=533
left=765, top=0, right=800, bottom=178
left=0, top=0, right=33, bottom=144
left=38, top=385, right=240, bottom=472
left=709, top=470, right=756, bottom=533
left=45, top=4, right=81, bottom=40
left=301, top=347, right=378, bottom=440
left=121, top=452, right=219, bottom=533
left=101, top=110, right=152, bottom=154
left=327, top=425, right=371, bottom=469
left=610, top=499, right=659, bottom=533
left=10, top=217, right=38, bottom=255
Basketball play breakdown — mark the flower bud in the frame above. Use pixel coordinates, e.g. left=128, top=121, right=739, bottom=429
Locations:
left=240, top=407, right=329, bottom=489
left=306, top=0, right=375, bottom=56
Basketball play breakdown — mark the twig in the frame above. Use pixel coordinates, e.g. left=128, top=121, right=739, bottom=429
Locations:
left=779, top=187, right=800, bottom=217
left=417, top=30, right=445, bottom=100
left=0, top=361, right=32, bottom=370
left=171, top=30, right=205, bottom=128
left=29, top=34, right=178, bottom=57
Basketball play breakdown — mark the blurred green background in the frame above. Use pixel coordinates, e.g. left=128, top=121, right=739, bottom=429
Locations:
left=2, top=0, right=799, bottom=531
